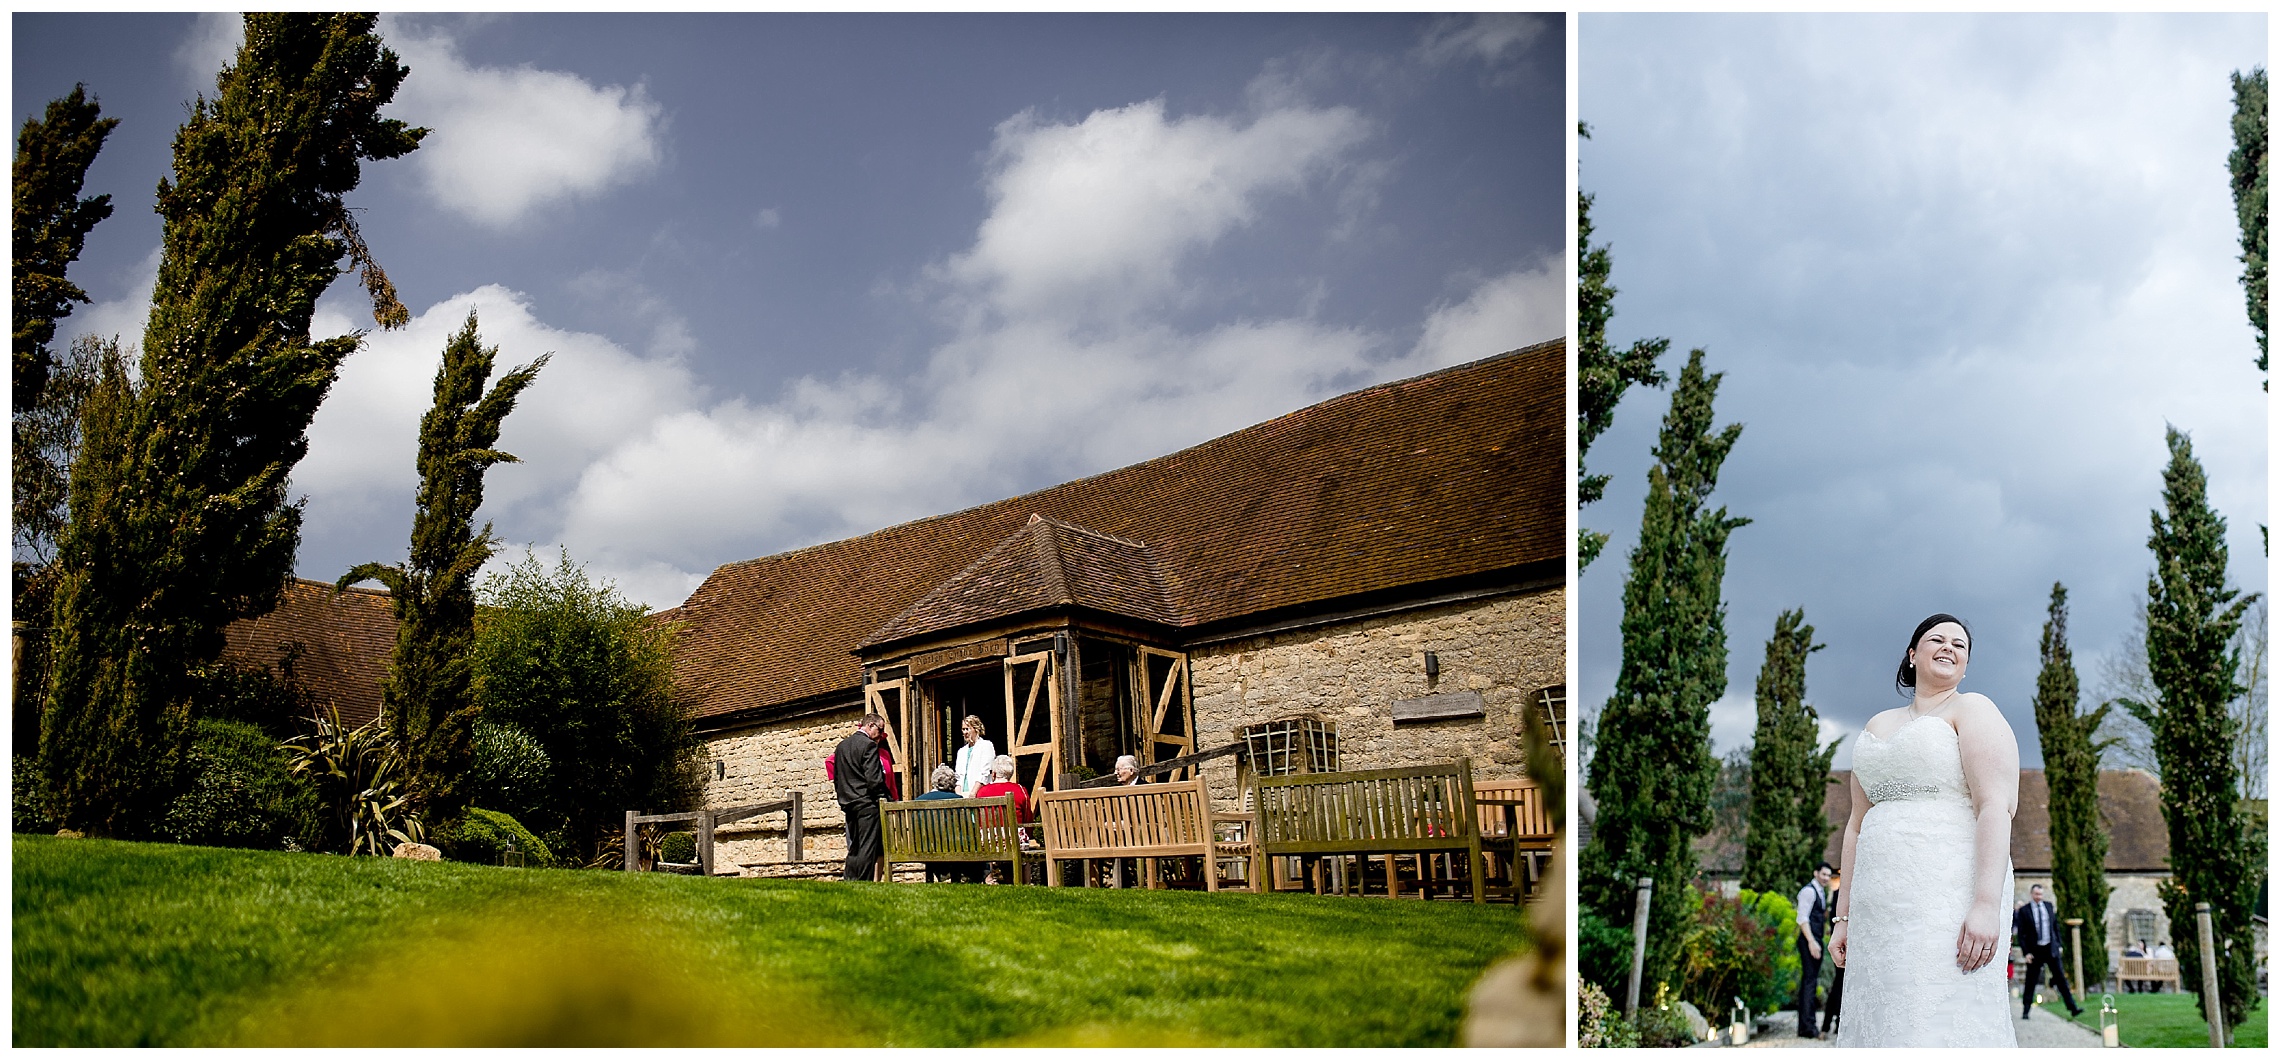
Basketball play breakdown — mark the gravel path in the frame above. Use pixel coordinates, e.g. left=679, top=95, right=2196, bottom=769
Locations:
left=1732, top=1005, right=2100, bottom=1048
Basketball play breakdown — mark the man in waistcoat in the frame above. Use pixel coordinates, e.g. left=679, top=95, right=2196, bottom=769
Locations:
left=1794, top=861, right=1834, bottom=1038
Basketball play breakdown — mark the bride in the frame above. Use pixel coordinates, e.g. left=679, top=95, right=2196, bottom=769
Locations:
left=1832, top=614, right=2019, bottom=1047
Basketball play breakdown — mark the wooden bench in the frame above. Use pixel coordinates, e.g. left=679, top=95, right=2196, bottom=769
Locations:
left=1035, top=777, right=1249, bottom=892
left=1252, top=759, right=1485, bottom=903
left=1474, top=779, right=1555, bottom=899
left=880, top=795, right=1035, bottom=884
left=2117, top=956, right=2180, bottom=993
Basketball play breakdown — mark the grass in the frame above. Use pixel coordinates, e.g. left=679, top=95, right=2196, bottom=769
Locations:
left=12, top=835, right=1524, bottom=1046
left=2061, top=991, right=2269, bottom=1049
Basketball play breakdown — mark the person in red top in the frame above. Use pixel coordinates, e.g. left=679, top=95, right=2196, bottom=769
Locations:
left=972, top=755, right=1030, bottom=822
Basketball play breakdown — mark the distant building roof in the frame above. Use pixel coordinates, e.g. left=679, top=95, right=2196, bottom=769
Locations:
left=218, top=578, right=394, bottom=728
left=666, top=341, right=1563, bottom=726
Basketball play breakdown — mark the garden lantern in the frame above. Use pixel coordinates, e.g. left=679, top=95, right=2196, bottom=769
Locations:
left=1729, top=999, right=1749, bottom=1045
left=2098, top=994, right=2118, bottom=1048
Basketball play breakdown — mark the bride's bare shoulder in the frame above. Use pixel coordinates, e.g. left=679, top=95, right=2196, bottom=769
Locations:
left=1951, top=692, right=2007, bottom=725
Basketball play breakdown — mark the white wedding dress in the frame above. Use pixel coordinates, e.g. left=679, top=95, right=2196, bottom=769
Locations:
left=1836, top=715, right=2016, bottom=1048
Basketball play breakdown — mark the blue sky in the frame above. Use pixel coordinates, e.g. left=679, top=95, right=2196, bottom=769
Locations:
left=1579, top=13, right=2268, bottom=769
left=16, top=12, right=1563, bottom=610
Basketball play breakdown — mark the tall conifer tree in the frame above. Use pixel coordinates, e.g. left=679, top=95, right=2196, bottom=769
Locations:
left=2034, top=582, right=2115, bottom=983
left=40, top=14, right=423, bottom=837
left=2228, top=68, right=2267, bottom=388
left=2123, top=429, right=2263, bottom=1040
left=1577, top=122, right=1669, bottom=570
left=342, top=311, right=545, bottom=828
left=1582, top=348, right=1746, bottom=990
left=1743, top=608, right=1838, bottom=894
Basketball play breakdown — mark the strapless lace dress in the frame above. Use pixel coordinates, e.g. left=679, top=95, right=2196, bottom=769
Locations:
left=1835, top=715, right=2016, bottom=1047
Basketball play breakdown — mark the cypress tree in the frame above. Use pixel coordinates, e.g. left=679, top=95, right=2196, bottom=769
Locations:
left=1581, top=348, right=1747, bottom=991
left=40, top=14, right=424, bottom=837
left=2034, top=582, right=2116, bottom=985
left=1577, top=122, right=1669, bottom=570
left=1742, top=608, right=1839, bottom=895
left=341, top=310, right=546, bottom=829
left=12, top=84, right=115, bottom=419
left=2229, top=68, right=2267, bottom=388
left=2122, top=428, right=2263, bottom=1040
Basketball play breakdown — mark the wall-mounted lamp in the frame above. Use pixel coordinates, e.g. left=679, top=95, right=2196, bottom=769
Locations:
left=1424, top=652, right=1440, bottom=680
left=711, top=760, right=726, bottom=781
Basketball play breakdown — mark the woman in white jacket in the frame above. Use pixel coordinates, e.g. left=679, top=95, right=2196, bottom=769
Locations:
left=952, top=714, right=996, bottom=798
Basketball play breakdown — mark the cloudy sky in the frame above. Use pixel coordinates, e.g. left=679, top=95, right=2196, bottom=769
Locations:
left=15, top=12, right=1562, bottom=610
left=1579, top=14, right=2268, bottom=768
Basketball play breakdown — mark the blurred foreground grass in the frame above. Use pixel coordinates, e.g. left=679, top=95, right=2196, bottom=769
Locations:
left=13, top=835, right=1522, bottom=1046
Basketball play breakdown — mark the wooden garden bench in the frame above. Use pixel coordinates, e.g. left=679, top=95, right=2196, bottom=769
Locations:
left=2117, top=956, right=2179, bottom=993
left=1035, top=776, right=1250, bottom=892
left=1474, top=779, right=1555, bottom=899
left=1252, top=759, right=1486, bottom=903
left=880, top=795, right=1036, bottom=884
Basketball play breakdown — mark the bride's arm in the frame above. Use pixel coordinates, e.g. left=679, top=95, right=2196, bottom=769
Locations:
left=1953, top=694, right=2020, bottom=973
left=1831, top=769, right=1869, bottom=969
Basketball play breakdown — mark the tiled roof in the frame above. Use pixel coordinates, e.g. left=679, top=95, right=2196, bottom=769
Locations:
left=863, top=515, right=1178, bottom=647
left=1805, top=768, right=2169, bottom=874
left=668, top=341, right=1562, bottom=723
left=218, top=578, right=396, bottom=728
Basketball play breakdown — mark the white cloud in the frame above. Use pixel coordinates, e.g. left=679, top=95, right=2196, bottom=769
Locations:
left=1418, top=14, right=1545, bottom=69
left=63, top=245, right=161, bottom=352
left=379, top=17, right=663, bottom=228
left=175, top=13, right=241, bottom=90
left=754, top=207, right=781, bottom=230
left=1405, top=254, right=1565, bottom=371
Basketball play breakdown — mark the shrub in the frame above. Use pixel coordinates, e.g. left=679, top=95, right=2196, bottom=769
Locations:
left=1631, top=983, right=1698, bottom=1047
left=465, top=721, right=551, bottom=823
left=1680, top=885, right=1798, bottom=1016
left=1580, top=981, right=1638, bottom=1048
left=439, top=807, right=555, bottom=868
left=1579, top=910, right=1634, bottom=994
left=658, top=830, right=696, bottom=864
left=13, top=755, right=59, bottom=834
left=282, top=707, right=422, bottom=855
left=163, top=718, right=316, bottom=849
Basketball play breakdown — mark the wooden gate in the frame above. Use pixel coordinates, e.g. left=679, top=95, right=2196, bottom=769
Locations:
left=1003, top=649, right=1061, bottom=803
left=1138, top=647, right=1195, bottom=777
left=864, top=675, right=916, bottom=800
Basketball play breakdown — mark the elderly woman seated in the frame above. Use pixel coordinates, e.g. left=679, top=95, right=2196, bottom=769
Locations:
left=914, top=764, right=982, bottom=883
left=971, top=755, right=1039, bottom=882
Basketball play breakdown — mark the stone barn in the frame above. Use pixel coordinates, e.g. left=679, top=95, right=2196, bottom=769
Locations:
left=660, top=341, right=1565, bottom=871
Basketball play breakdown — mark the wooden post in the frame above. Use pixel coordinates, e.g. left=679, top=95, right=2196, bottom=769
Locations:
left=1627, top=876, right=1654, bottom=1016
left=623, top=810, right=638, bottom=872
left=697, top=809, right=716, bottom=877
left=2194, top=902, right=2224, bottom=1048
left=2066, top=918, right=2085, bottom=1004
left=787, top=790, right=804, bottom=862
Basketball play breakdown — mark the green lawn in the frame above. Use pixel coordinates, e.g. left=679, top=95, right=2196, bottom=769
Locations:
left=2062, top=991, right=2268, bottom=1049
left=12, top=835, right=1524, bottom=1046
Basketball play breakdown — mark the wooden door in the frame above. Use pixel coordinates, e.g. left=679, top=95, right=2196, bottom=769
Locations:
left=864, top=676, right=914, bottom=800
left=1002, top=649, right=1061, bottom=803
left=1138, top=647, right=1194, bottom=776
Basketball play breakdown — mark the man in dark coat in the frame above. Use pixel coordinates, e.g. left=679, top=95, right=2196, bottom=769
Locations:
left=1793, top=861, right=1834, bottom=1038
left=2012, top=884, right=2083, bottom=1018
left=833, top=714, right=892, bottom=881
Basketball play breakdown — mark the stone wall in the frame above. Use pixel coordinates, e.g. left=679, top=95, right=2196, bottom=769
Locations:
left=1188, top=586, right=1563, bottom=814
left=700, top=706, right=862, bottom=873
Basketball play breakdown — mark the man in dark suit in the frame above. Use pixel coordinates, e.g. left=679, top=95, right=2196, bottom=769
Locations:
left=833, top=713, right=892, bottom=881
left=1794, top=861, right=1834, bottom=1039
left=2012, top=884, right=2083, bottom=1019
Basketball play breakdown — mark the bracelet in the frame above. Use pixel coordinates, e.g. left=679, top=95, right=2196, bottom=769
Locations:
left=1831, top=916, right=1849, bottom=923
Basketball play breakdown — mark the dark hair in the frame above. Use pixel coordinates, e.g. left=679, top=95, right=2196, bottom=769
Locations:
left=1895, top=613, right=1973, bottom=695
left=1817, top=860, right=1835, bottom=874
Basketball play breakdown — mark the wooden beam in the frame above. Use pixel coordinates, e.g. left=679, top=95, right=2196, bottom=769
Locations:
left=711, top=799, right=792, bottom=827
left=623, top=809, right=638, bottom=872
left=788, top=790, right=804, bottom=862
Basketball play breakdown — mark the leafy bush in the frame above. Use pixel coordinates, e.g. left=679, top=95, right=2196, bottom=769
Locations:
left=658, top=830, right=696, bottom=864
left=1632, top=983, right=1699, bottom=1047
left=185, top=657, right=312, bottom=737
left=470, top=549, right=701, bottom=865
left=1580, top=981, right=1638, bottom=1048
left=439, top=807, right=555, bottom=868
left=13, top=755, right=59, bottom=834
left=465, top=721, right=551, bottom=823
left=282, top=707, right=423, bottom=855
left=1579, top=909, right=1634, bottom=994
left=1680, top=885, right=1798, bottom=1016
left=163, top=718, right=318, bottom=849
